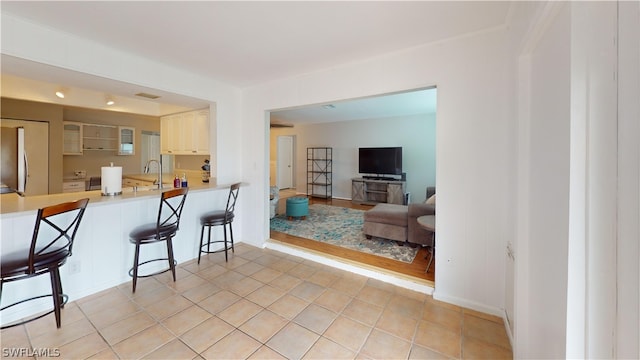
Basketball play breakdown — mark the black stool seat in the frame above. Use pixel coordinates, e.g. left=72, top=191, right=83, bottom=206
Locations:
left=198, top=183, right=240, bottom=263
left=200, top=210, right=235, bottom=225
left=1, top=248, right=69, bottom=278
left=129, top=224, right=179, bottom=243
left=129, top=187, right=188, bottom=293
left=1, top=198, right=89, bottom=329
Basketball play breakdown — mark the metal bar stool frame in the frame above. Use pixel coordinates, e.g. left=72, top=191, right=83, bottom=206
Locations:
left=198, top=183, right=240, bottom=263
left=128, top=187, right=188, bottom=292
left=0, top=198, right=90, bottom=329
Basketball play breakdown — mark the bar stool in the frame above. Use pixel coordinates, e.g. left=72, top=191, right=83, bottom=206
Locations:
left=1, top=198, right=90, bottom=329
left=198, top=183, right=240, bottom=263
left=129, top=188, right=188, bottom=292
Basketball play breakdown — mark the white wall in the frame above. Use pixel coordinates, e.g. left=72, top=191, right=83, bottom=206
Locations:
left=616, top=2, right=640, bottom=358
left=245, top=28, right=512, bottom=316
left=509, top=1, right=640, bottom=358
left=522, top=4, right=572, bottom=358
left=567, top=3, right=619, bottom=358
left=270, top=113, right=436, bottom=202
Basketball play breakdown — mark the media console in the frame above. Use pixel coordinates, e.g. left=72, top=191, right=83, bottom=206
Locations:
left=351, top=178, right=406, bottom=205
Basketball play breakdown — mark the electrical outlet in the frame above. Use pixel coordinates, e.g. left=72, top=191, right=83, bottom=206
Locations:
left=68, top=261, right=81, bottom=274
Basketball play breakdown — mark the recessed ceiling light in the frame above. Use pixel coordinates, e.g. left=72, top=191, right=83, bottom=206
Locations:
left=55, top=90, right=65, bottom=98
left=106, top=99, right=115, bottom=106
left=105, top=95, right=115, bottom=106
left=135, top=92, right=161, bottom=100
left=322, top=104, right=335, bottom=109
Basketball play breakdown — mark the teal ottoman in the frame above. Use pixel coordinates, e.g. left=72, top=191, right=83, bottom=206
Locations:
left=286, top=196, right=309, bottom=220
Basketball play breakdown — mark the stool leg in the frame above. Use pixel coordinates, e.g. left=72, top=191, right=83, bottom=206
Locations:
left=229, top=221, right=235, bottom=253
left=166, top=237, right=176, bottom=282
left=132, top=242, right=140, bottom=293
left=50, top=268, right=62, bottom=328
left=223, top=224, right=228, bottom=262
left=56, top=267, right=65, bottom=309
left=198, top=225, right=205, bottom=264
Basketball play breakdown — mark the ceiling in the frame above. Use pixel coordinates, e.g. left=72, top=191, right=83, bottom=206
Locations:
left=1, top=1, right=510, bottom=119
left=270, top=87, right=437, bottom=125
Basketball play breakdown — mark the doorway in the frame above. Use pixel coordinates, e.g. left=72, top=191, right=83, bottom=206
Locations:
left=276, top=135, right=294, bottom=190
left=267, top=87, right=437, bottom=285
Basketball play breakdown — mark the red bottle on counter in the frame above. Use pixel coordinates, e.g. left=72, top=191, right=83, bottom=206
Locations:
left=173, top=174, right=181, bottom=188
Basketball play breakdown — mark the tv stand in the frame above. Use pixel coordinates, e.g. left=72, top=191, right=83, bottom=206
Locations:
left=362, top=175, right=396, bottom=181
left=352, top=178, right=406, bottom=205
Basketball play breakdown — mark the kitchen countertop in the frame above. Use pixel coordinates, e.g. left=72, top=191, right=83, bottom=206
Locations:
left=0, top=178, right=241, bottom=216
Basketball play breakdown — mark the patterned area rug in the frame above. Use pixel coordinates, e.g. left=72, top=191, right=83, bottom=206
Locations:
left=270, top=204, right=418, bottom=263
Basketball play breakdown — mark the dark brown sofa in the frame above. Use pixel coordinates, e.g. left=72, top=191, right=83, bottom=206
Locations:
left=363, top=187, right=435, bottom=246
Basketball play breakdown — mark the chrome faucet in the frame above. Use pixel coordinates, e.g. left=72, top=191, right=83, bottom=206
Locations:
left=144, top=158, right=163, bottom=189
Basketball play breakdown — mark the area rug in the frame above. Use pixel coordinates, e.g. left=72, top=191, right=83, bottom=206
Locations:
left=270, top=204, right=418, bottom=263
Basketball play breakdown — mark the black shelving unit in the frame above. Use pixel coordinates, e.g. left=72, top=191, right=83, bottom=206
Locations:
left=307, top=147, right=332, bottom=200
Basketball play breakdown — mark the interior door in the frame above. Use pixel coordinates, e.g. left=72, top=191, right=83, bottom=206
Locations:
left=277, top=136, right=294, bottom=189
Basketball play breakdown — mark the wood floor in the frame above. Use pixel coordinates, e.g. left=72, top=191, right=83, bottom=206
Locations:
left=269, top=195, right=435, bottom=285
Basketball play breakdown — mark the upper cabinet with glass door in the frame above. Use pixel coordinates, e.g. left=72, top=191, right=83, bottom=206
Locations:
left=118, top=126, right=135, bottom=155
left=63, top=121, right=83, bottom=155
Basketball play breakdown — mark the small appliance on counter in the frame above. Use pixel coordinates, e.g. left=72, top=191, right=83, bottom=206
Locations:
left=201, top=159, right=211, bottom=183
left=101, top=163, right=122, bottom=196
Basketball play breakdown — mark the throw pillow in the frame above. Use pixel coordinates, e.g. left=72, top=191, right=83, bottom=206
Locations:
left=426, top=194, right=436, bottom=205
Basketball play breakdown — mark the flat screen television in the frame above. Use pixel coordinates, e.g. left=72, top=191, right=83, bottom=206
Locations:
left=358, top=147, right=403, bottom=177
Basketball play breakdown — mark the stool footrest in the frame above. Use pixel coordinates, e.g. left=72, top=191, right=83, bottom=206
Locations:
left=1, top=293, right=68, bottom=329
left=128, top=258, right=177, bottom=279
left=200, top=240, right=233, bottom=254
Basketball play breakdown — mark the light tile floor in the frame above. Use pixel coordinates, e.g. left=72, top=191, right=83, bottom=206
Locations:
left=1, top=244, right=512, bottom=359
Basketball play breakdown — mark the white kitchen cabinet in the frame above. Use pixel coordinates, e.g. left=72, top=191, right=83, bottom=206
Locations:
left=118, top=126, right=135, bottom=155
left=63, top=121, right=83, bottom=155
left=160, top=113, right=181, bottom=154
left=193, top=110, right=210, bottom=154
left=160, top=109, right=209, bottom=155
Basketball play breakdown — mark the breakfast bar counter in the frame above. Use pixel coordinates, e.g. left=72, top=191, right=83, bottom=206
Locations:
left=0, top=179, right=229, bottom=216
left=0, top=179, right=244, bottom=325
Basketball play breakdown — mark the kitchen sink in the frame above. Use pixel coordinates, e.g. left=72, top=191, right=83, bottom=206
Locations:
left=121, top=184, right=172, bottom=193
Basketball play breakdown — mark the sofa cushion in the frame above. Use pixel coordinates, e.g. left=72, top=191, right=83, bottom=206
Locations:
left=363, top=203, right=408, bottom=227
